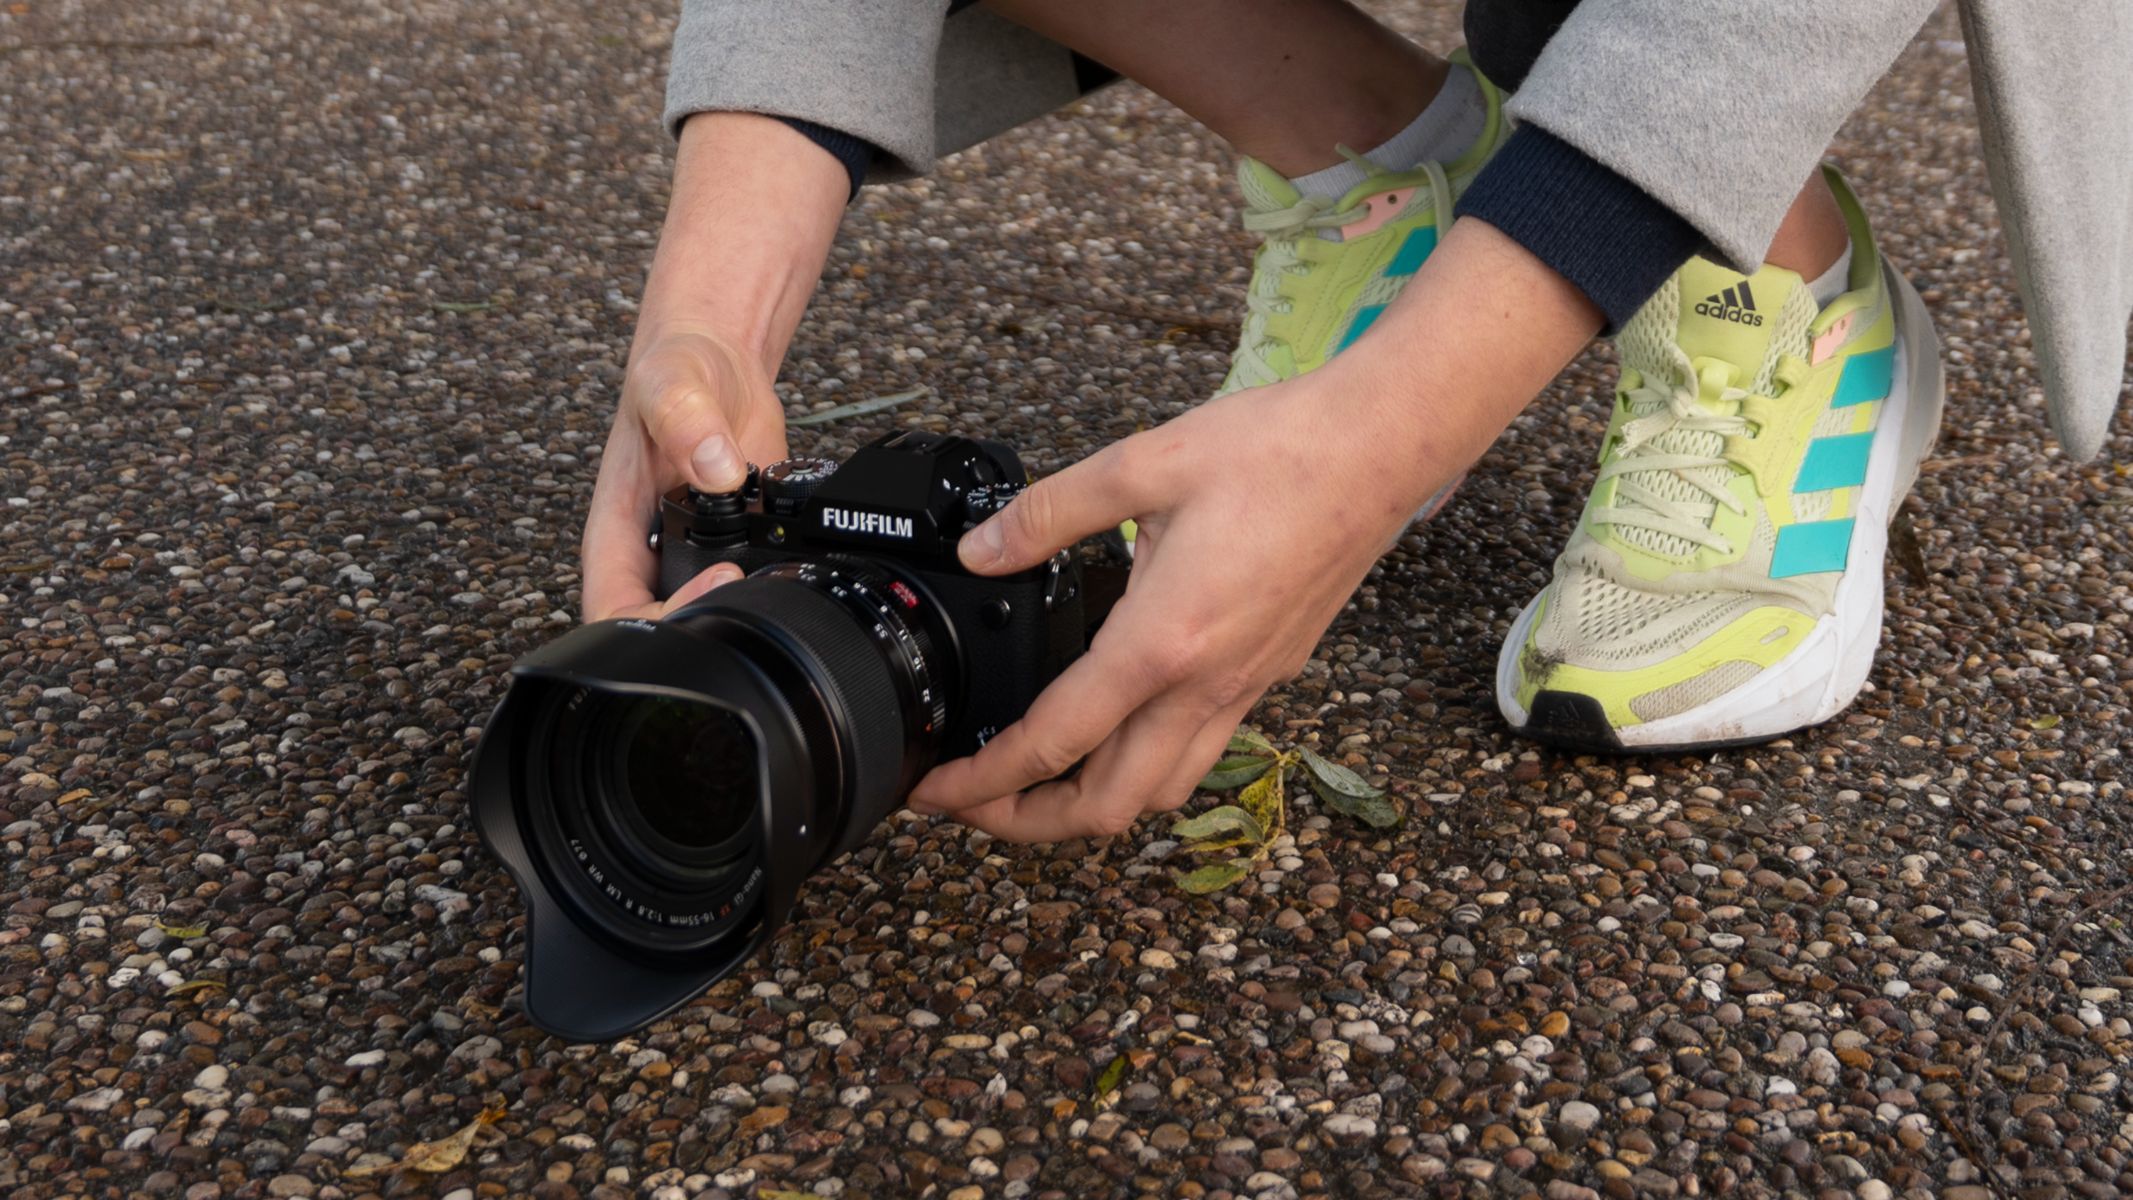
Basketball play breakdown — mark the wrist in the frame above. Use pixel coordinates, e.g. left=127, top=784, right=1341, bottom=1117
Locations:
left=630, top=113, right=847, bottom=375
left=1322, top=217, right=1602, bottom=468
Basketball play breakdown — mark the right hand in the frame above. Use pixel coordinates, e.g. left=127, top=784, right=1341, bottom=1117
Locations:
left=580, top=323, right=790, bottom=622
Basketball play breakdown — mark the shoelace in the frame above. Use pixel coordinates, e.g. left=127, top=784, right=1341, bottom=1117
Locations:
left=1227, top=151, right=1453, bottom=390
left=1588, top=346, right=1804, bottom=555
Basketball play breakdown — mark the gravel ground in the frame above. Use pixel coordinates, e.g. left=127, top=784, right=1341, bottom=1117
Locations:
left=4, top=3, right=2131, bottom=1199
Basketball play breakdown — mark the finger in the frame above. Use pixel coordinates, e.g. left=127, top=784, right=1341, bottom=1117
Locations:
left=941, top=694, right=1218, bottom=843
left=580, top=433, right=661, bottom=621
left=1146, top=698, right=1261, bottom=816
left=958, top=443, right=1149, bottom=576
left=905, top=618, right=1171, bottom=813
left=599, top=562, right=745, bottom=622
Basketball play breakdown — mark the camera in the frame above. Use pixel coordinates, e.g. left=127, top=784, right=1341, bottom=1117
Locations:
left=469, top=430, right=1087, bottom=1041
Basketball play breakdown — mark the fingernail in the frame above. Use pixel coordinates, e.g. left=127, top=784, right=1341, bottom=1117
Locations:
left=907, top=801, right=940, bottom=817
left=691, top=433, right=742, bottom=490
left=960, top=518, right=1005, bottom=568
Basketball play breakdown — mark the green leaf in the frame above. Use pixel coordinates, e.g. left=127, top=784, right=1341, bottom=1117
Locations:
left=1092, top=1053, right=1130, bottom=1098
left=1170, top=805, right=1264, bottom=843
left=1174, top=859, right=1251, bottom=894
left=155, top=918, right=208, bottom=939
left=787, top=386, right=932, bottom=427
left=1299, top=747, right=1385, bottom=799
left=1225, top=729, right=1276, bottom=757
left=2029, top=714, right=2062, bottom=730
left=1237, top=760, right=1286, bottom=842
left=1199, top=753, right=1275, bottom=791
left=431, top=300, right=493, bottom=314
left=1312, top=779, right=1405, bottom=829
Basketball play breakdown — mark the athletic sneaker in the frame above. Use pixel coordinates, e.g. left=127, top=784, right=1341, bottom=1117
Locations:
left=1117, top=53, right=1508, bottom=557
left=1496, top=167, right=1944, bottom=752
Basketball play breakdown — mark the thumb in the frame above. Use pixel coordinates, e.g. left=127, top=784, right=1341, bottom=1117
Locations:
left=643, top=382, right=750, bottom=493
left=959, top=452, right=1141, bottom=575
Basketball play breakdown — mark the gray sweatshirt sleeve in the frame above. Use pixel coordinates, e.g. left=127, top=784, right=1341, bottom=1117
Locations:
left=663, top=0, right=952, bottom=177
left=1504, top=0, right=1939, bottom=270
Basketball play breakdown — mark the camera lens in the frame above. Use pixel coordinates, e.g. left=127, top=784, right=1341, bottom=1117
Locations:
left=469, top=558, right=959, bottom=1041
left=610, top=696, right=756, bottom=857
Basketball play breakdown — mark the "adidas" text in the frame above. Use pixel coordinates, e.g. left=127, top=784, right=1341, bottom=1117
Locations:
left=1694, top=283, right=1764, bottom=327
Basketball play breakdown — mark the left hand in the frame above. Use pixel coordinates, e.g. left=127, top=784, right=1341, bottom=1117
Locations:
left=905, top=360, right=1461, bottom=841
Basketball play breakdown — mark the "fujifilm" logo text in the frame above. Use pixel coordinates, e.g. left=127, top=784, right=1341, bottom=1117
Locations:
left=821, top=506, right=915, bottom=539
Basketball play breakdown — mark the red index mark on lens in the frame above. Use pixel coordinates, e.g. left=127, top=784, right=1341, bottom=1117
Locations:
left=889, top=581, right=920, bottom=608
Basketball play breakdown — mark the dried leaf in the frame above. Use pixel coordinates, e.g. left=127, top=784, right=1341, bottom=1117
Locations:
left=56, top=788, right=92, bottom=805
left=1236, top=759, right=1287, bottom=843
left=1169, top=805, right=1263, bottom=844
left=788, top=386, right=931, bottom=427
left=1092, top=1054, right=1130, bottom=1099
left=344, top=1106, right=505, bottom=1177
left=1890, top=508, right=1930, bottom=585
left=1299, top=747, right=1385, bottom=799
left=760, top=1192, right=817, bottom=1200
left=156, top=918, right=208, bottom=939
left=1199, top=752, right=1275, bottom=790
left=165, top=980, right=225, bottom=997
left=1174, top=859, right=1250, bottom=895
left=2029, top=714, right=2062, bottom=730
left=1179, top=830, right=1262, bottom=855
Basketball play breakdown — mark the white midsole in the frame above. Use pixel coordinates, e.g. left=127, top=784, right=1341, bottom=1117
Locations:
left=1497, top=262, right=1946, bottom=745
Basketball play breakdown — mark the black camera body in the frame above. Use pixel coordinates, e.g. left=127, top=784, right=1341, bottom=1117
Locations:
left=656, top=430, right=1084, bottom=764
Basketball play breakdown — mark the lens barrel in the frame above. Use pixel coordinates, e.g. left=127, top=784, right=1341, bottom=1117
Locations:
left=469, top=559, right=954, bottom=1041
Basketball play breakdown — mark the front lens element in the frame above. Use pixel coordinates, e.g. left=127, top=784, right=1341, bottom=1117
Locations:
left=613, top=696, right=757, bottom=857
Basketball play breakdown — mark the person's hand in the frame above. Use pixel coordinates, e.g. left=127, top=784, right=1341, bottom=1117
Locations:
left=903, top=220, right=1602, bottom=843
left=580, top=323, right=790, bottom=621
left=904, top=361, right=1460, bottom=841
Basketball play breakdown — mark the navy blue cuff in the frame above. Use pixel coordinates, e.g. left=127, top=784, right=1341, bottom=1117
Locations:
left=1455, top=125, right=1706, bottom=333
left=776, top=116, right=873, bottom=202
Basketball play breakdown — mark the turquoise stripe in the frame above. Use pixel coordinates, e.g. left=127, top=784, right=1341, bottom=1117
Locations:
left=1382, top=226, right=1437, bottom=277
left=1794, top=431, right=1874, bottom=492
left=1832, top=344, right=1895, bottom=408
left=1334, top=303, right=1386, bottom=354
left=1770, top=518, right=1855, bottom=577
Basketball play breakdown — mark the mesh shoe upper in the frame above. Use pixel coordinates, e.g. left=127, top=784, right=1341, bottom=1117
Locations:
left=1218, top=54, right=1509, bottom=396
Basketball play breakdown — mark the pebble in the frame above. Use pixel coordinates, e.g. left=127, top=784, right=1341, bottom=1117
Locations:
left=1321, top=1113, right=1377, bottom=1140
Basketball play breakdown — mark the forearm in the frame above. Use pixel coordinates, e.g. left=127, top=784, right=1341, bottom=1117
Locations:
left=632, top=112, right=850, bottom=376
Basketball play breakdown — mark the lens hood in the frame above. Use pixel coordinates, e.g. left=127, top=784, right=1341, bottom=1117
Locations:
left=469, top=616, right=840, bottom=1041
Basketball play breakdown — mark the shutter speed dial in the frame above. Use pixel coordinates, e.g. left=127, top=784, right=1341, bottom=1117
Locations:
left=761, top=457, right=840, bottom=516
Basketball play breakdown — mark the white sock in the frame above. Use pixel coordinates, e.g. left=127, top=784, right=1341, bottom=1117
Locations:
left=1292, top=63, right=1487, bottom=199
left=1806, top=243, right=1854, bottom=307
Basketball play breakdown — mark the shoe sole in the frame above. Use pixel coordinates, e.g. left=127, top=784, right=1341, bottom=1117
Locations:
left=1496, top=260, right=1946, bottom=753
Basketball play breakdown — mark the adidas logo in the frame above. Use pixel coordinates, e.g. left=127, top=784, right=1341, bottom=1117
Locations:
left=1694, top=282, right=1765, bottom=327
